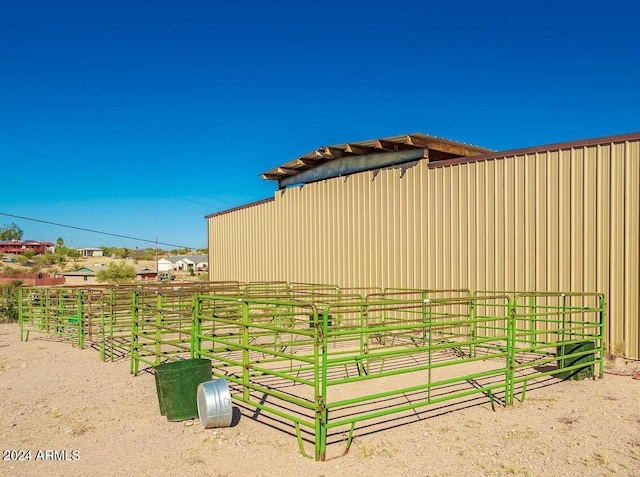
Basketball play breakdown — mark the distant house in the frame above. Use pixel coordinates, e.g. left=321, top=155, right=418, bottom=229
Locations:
left=136, top=267, right=158, bottom=282
left=157, top=257, right=180, bottom=272
left=0, top=240, right=55, bottom=255
left=63, top=265, right=157, bottom=284
left=77, top=247, right=104, bottom=258
left=159, top=255, right=208, bottom=272
left=176, top=255, right=208, bottom=272
left=62, top=266, right=99, bottom=285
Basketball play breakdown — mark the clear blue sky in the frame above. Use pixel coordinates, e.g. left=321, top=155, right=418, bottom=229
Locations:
left=1, top=0, right=639, bottom=250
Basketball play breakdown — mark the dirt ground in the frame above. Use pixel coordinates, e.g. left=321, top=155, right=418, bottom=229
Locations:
left=1, top=322, right=639, bottom=477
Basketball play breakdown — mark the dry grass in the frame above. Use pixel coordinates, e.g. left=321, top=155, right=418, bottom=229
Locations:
left=558, top=414, right=581, bottom=425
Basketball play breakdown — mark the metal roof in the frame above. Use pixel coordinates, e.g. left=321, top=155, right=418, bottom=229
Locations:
left=260, top=132, right=492, bottom=187
left=427, top=130, right=640, bottom=169
left=63, top=266, right=98, bottom=277
left=207, top=130, right=640, bottom=219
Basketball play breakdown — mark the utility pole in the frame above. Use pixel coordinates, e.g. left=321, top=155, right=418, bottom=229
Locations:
left=155, top=237, right=159, bottom=271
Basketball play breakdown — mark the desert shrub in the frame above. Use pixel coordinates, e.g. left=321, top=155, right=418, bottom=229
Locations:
left=0, top=280, right=22, bottom=323
left=96, top=262, right=137, bottom=284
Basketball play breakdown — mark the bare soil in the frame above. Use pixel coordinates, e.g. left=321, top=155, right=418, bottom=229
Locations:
left=1, top=322, right=640, bottom=477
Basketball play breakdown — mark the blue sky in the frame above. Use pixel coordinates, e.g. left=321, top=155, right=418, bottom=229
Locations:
left=1, top=0, right=639, bottom=250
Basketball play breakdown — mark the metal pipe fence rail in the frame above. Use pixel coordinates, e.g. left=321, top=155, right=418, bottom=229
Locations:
left=17, top=282, right=247, bottom=364
left=192, top=290, right=605, bottom=461
left=193, top=293, right=506, bottom=460
left=19, top=287, right=85, bottom=348
left=130, top=290, right=200, bottom=374
left=17, top=283, right=605, bottom=462
left=129, top=282, right=246, bottom=372
left=98, top=286, right=137, bottom=362
left=503, top=292, right=605, bottom=400
left=16, top=281, right=387, bottom=365
left=58, top=285, right=134, bottom=362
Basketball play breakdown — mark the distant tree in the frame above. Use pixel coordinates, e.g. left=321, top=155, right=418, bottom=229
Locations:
left=100, top=247, right=124, bottom=259
left=56, top=254, right=66, bottom=267
left=0, top=223, right=23, bottom=241
left=140, top=248, right=156, bottom=261
left=67, top=248, right=81, bottom=260
left=96, top=262, right=137, bottom=284
left=100, top=246, right=118, bottom=258
left=35, top=252, right=57, bottom=267
left=14, top=254, right=28, bottom=265
left=56, top=237, right=64, bottom=247
left=23, top=250, right=35, bottom=262
left=169, top=247, right=192, bottom=255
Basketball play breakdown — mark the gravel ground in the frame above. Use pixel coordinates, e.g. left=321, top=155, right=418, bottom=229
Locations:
left=1, top=322, right=639, bottom=477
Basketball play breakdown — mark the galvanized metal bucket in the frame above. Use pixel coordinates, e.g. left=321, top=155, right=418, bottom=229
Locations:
left=197, top=379, right=233, bottom=428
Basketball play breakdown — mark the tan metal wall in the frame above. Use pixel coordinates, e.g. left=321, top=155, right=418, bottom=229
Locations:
left=208, top=139, right=640, bottom=358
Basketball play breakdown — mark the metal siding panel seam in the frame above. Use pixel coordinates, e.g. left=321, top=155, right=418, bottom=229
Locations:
left=450, top=166, right=460, bottom=288
left=624, top=141, right=639, bottom=357
left=475, top=162, right=487, bottom=290
left=514, top=155, right=526, bottom=290
left=547, top=151, right=560, bottom=291
left=332, top=178, right=339, bottom=284
left=466, top=164, right=477, bottom=291
left=428, top=167, right=438, bottom=287
left=421, top=161, right=430, bottom=288
left=404, top=166, right=415, bottom=288
left=443, top=167, right=452, bottom=288
left=558, top=149, right=572, bottom=290
left=459, top=165, right=469, bottom=289
left=570, top=147, right=585, bottom=296
left=633, top=141, right=639, bottom=358
left=486, top=160, right=496, bottom=291
left=596, top=144, right=612, bottom=351
left=525, top=154, right=537, bottom=291
left=362, top=172, right=371, bottom=287
left=610, top=143, right=625, bottom=355
left=504, top=156, right=516, bottom=289
left=583, top=146, right=598, bottom=294
left=535, top=152, right=548, bottom=291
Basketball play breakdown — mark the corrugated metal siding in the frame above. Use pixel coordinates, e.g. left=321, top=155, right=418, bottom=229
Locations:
left=208, top=140, right=640, bottom=358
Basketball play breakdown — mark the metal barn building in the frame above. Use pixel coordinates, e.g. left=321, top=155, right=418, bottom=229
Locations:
left=207, top=131, right=640, bottom=358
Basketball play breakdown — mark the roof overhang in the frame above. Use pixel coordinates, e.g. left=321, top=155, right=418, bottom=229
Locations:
left=260, top=132, right=492, bottom=188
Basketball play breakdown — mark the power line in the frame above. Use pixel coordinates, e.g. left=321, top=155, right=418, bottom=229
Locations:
left=146, top=177, right=239, bottom=208
left=142, top=186, right=229, bottom=210
left=0, top=212, right=200, bottom=250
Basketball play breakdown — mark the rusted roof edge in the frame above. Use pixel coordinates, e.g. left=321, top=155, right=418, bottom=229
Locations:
left=429, top=131, right=640, bottom=168
left=261, top=132, right=492, bottom=179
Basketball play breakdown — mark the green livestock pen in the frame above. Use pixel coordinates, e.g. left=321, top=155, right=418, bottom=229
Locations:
left=19, top=283, right=605, bottom=461
left=190, top=289, right=605, bottom=460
